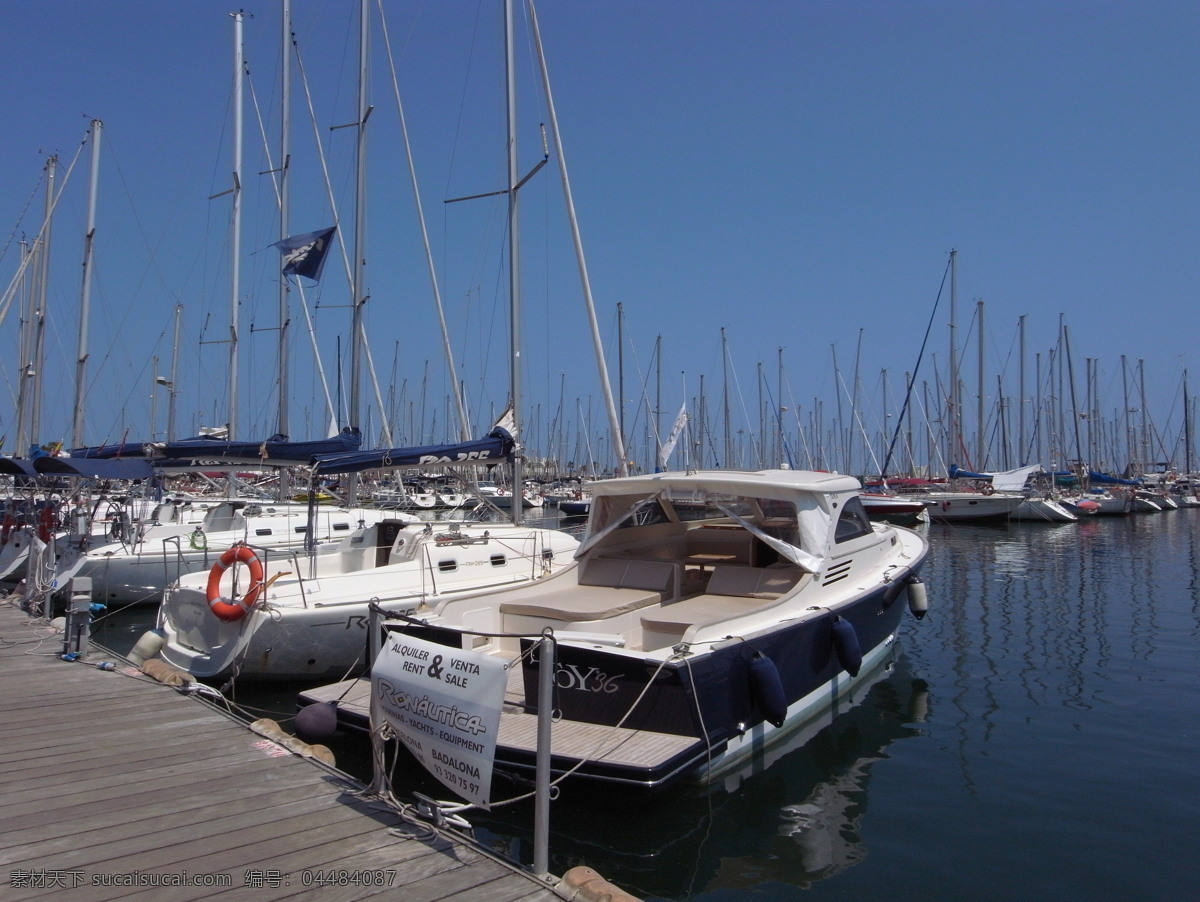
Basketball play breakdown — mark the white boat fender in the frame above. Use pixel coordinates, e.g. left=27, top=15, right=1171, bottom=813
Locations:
left=295, top=700, right=339, bottom=743
left=831, top=616, right=862, bottom=677
left=907, top=577, right=928, bottom=620
left=748, top=651, right=787, bottom=728
left=127, top=628, right=166, bottom=666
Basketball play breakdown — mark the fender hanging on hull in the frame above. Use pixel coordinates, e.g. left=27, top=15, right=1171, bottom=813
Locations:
left=748, top=651, right=787, bottom=728
left=831, top=616, right=862, bottom=676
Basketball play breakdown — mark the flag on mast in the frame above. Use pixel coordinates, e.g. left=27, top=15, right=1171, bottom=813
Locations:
left=273, top=226, right=337, bottom=282
left=659, top=401, right=689, bottom=469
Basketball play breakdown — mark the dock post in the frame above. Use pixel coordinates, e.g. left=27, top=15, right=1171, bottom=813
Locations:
left=533, top=629, right=556, bottom=877
left=367, top=602, right=385, bottom=794
left=62, top=576, right=94, bottom=658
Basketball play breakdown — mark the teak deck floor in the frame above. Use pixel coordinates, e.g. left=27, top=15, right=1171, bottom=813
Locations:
left=301, top=674, right=703, bottom=773
left=0, top=600, right=562, bottom=901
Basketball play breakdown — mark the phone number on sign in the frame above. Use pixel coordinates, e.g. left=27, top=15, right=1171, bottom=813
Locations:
left=301, top=869, right=397, bottom=887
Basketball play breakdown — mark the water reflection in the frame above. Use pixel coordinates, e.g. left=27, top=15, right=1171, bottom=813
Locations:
left=468, top=664, right=930, bottom=900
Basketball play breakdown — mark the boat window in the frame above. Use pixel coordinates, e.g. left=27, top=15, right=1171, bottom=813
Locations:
left=437, top=559, right=457, bottom=572
left=254, top=528, right=273, bottom=536
left=835, top=496, right=874, bottom=543
left=593, top=493, right=672, bottom=531
left=490, top=554, right=507, bottom=567
left=332, top=523, right=351, bottom=531
left=294, top=525, right=308, bottom=533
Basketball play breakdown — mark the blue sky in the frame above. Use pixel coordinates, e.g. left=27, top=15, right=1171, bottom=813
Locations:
left=1, top=1, right=1197, bottom=475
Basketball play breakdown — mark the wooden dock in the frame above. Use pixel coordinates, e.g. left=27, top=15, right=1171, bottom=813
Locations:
left=0, top=599, right=611, bottom=901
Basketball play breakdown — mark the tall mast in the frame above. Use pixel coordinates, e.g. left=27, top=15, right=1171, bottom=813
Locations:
left=1017, top=313, right=1026, bottom=463
left=349, top=0, right=368, bottom=436
left=1121, top=355, right=1131, bottom=471
left=526, top=0, right=626, bottom=474
left=166, top=303, right=182, bottom=441
left=72, top=120, right=101, bottom=449
left=228, top=10, right=243, bottom=441
left=947, top=248, right=959, bottom=469
left=277, top=0, right=291, bottom=441
left=975, top=299, right=984, bottom=469
left=617, top=302, right=625, bottom=467
left=27, top=157, right=56, bottom=452
left=504, top=0, right=523, bottom=524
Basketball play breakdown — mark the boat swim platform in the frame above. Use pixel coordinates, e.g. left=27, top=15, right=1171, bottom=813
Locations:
left=0, top=601, right=632, bottom=902
left=301, top=676, right=705, bottom=778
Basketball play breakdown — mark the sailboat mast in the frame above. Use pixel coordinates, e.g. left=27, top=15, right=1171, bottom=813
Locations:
left=976, top=299, right=984, bottom=469
left=349, top=0, right=368, bottom=438
left=27, top=157, right=55, bottom=452
left=504, top=0, right=524, bottom=525
left=947, top=248, right=959, bottom=470
left=277, top=0, right=292, bottom=442
left=229, top=10, right=243, bottom=441
left=166, top=303, right=182, bottom=442
left=1018, top=313, right=1026, bottom=463
left=526, top=0, right=626, bottom=475
left=72, top=120, right=101, bottom=449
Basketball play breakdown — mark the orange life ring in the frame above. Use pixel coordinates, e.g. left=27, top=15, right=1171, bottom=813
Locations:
left=206, top=544, right=265, bottom=622
left=981, top=484, right=996, bottom=495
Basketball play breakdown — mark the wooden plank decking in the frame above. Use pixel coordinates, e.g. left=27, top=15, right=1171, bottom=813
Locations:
left=301, top=677, right=703, bottom=771
left=0, top=600, right=573, bottom=901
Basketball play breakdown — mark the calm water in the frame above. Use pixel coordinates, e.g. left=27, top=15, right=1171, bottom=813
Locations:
left=93, top=509, right=1200, bottom=901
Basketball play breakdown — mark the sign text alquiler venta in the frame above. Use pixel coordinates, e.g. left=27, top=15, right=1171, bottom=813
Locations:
left=372, top=633, right=507, bottom=807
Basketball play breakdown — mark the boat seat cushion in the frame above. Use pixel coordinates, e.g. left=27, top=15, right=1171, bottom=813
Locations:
left=639, top=566, right=804, bottom=637
left=579, top=557, right=677, bottom=593
left=499, top=558, right=678, bottom=622
left=704, top=564, right=802, bottom=599
left=500, top=586, right=663, bottom=622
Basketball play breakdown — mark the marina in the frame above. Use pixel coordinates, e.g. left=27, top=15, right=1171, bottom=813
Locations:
left=2, top=2, right=1198, bottom=900
left=46, top=505, right=1197, bottom=900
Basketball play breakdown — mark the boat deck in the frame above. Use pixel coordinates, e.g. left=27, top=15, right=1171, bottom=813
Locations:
left=301, top=670, right=705, bottom=778
left=0, top=600, right=570, bottom=901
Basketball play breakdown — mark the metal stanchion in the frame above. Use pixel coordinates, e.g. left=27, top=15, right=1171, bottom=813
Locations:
left=367, top=603, right=385, bottom=795
left=533, top=629, right=556, bottom=877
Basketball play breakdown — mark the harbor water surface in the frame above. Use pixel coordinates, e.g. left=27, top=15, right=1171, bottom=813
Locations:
left=94, top=508, right=1200, bottom=900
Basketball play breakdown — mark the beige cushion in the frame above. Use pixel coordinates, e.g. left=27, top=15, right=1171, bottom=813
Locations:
left=500, top=586, right=662, bottom=621
left=706, top=565, right=802, bottom=598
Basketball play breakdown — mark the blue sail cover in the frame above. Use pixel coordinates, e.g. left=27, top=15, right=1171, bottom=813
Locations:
left=1088, top=470, right=1142, bottom=486
left=151, top=427, right=363, bottom=468
left=34, top=456, right=154, bottom=480
left=69, top=442, right=149, bottom=459
left=947, top=464, right=991, bottom=480
left=312, top=428, right=514, bottom=475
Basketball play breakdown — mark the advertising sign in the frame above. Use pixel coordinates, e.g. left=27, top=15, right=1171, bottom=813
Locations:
left=371, top=633, right=507, bottom=807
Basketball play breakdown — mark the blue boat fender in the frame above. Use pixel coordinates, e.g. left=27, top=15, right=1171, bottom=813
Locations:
left=831, top=616, right=862, bottom=677
left=907, top=576, right=928, bottom=620
left=295, top=700, right=340, bottom=743
left=748, top=651, right=787, bottom=728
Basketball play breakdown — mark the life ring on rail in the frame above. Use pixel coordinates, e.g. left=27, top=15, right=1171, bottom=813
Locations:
left=206, top=544, right=265, bottom=622
left=981, top=484, right=996, bottom=495
left=37, top=505, right=55, bottom=542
